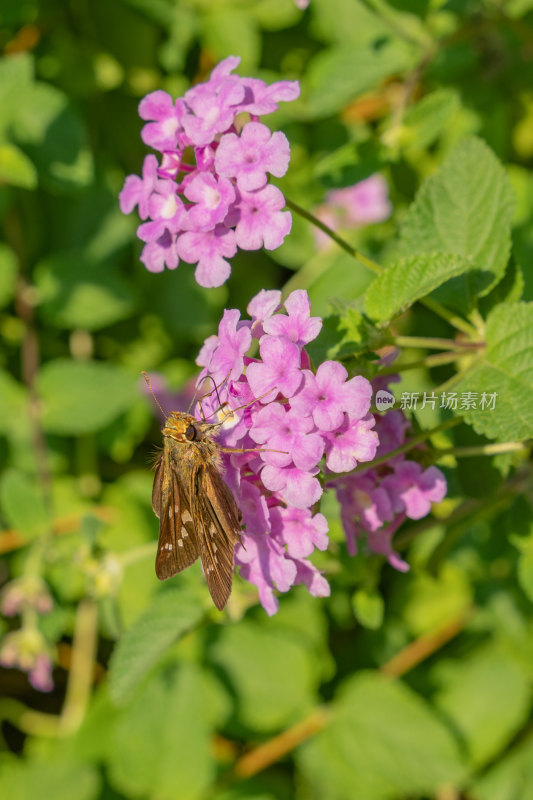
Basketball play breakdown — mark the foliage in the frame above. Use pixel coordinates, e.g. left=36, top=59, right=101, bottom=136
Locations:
left=1, top=2, right=533, bottom=799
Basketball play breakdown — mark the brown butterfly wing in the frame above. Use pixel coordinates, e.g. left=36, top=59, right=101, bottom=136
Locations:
left=194, top=464, right=242, bottom=611
left=152, top=454, right=199, bottom=580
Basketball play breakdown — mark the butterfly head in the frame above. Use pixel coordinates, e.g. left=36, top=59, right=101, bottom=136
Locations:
left=163, top=412, right=217, bottom=443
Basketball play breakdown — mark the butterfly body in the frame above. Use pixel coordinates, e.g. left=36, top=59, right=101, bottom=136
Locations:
left=152, top=411, right=242, bottom=610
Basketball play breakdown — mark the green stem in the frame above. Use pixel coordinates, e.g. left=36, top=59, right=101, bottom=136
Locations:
left=0, top=698, right=61, bottom=738
left=58, top=600, right=98, bottom=736
left=436, top=442, right=528, bottom=458
left=285, top=197, right=382, bottom=275
left=418, top=297, right=479, bottom=337
left=340, top=417, right=462, bottom=478
left=394, top=336, right=484, bottom=351
left=379, top=351, right=468, bottom=376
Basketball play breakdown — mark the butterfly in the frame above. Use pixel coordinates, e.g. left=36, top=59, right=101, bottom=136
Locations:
left=151, top=408, right=242, bottom=611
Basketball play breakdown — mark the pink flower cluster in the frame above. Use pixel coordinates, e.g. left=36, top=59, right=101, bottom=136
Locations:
left=0, top=629, right=54, bottom=692
left=329, top=406, right=447, bottom=571
left=314, top=174, right=392, bottom=250
left=119, top=56, right=299, bottom=287
left=0, top=577, right=54, bottom=692
left=196, top=289, right=378, bottom=614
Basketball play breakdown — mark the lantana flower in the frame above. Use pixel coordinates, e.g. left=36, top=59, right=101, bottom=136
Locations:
left=314, top=174, right=392, bottom=250
left=119, top=56, right=299, bottom=287
left=148, top=295, right=448, bottom=614
left=193, top=288, right=378, bottom=614
left=328, top=376, right=447, bottom=572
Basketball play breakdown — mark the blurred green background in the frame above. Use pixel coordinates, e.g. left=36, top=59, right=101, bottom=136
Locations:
left=1, top=1, right=533, bottom=798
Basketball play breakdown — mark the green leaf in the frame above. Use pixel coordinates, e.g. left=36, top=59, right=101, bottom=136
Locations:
left=0, top=370, right=26, bottom=435
left=433, top=643, right=531, bottom=769
left=302, top=40, right=418, bottom=119
left=108, top=585, right=204, bottom=706
left=310, top=0, right=397, bottom=47
left=472, top=733, right=533, bottom=800
left=511, top=507, right=533, bottom=603
left=306, top=250, right=374, bottom=319
left=398, top=137, right=515, bottom=313
left=0, top=53, right=34, bottom=137
left=400, top=88, right=460, bottom=151
left=398, top=563, right=472, bottom=636
left=12, top=82, right=93, bottom=191
left=0, top=244, right=18, bottom=308
left=250, top=0, right=300, bottom=30
left=352, top=588, right=384, bottom=629
left=452, top=302, right=533, bottom=441
left=211, top=621, right=317, bottom=731
left=0, top=756, right=100, bottom=800
left=0, top=468, right=49, bottom=539
left=35, top=252, right=136, bottom=330
left=108, top=664, right=214, bottom=800
left=314, top=138, right=385, bottom=187
left=365, top=253, right=472, bottom=324
left=37, top=359, right=137, bottom=435
left=0, top=143, right=37, bottom=188
left=202, top=9, right=260, bottom=71
left=298, top=672, right=465, bottom=799
left=306, top=309, right=380, bottom=365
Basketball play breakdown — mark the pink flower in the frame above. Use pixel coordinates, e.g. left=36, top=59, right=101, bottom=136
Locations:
left=137, top=181, right=186, bottom=240
left=139, top=91, right=184, bottom=151
left=119, top=155, right=159, bottom=218
left=29, top=653, right=54, bottom=693
left=230, top=185, right=292, bottom=251
left=239, top=77, right=300, bottom=116
left=368, top=517, right=410, bottom=573
left=120, top=58, right=299, bottom=287
left=263, top=289, right=322, bottom=346
left=207, top=309, right=252, bottom=384
left=215, top=122, right=290, bottom=192
left=381, top=462, right=447, bottom=520
left=140, top=230, right=179, bottom=272
left=246, top=336, right=303, bottom=401
left=182, top=80, right=245, bottom=147
left=260, top=463, right=322, bottom=509
left=183, top=173, right=235, bottom=231
left=0, top=629, right=54, bottom=693
left=250, top=403, right=324, bottom=469
left=291, top=362, right=372, bottom=432
left=293, top=559, right=330, bottom=597
left=247, top=289, right=282, bottom=337
left=270, top=507, right=328, bottom=558
left=323, top=414, right=378, bottom=472
left=177, top=225, right=237, bottom=288
left=328, top=175, right=392, bottom=226
left=188, top=289, right=387, bottom=613
left=235, top=533, right=297, bottom=616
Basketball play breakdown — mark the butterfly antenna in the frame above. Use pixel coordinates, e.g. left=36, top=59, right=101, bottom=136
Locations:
left=141, top=371, right=167, bottom=419
left=218, top=386, right=279, bottom=422
left=190, top=372, right=229, bottom=419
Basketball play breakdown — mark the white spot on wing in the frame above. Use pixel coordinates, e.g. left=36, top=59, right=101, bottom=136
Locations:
left=182, top=510, right=192, bottom=523
left=178, top=539, right=184, bottom=548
